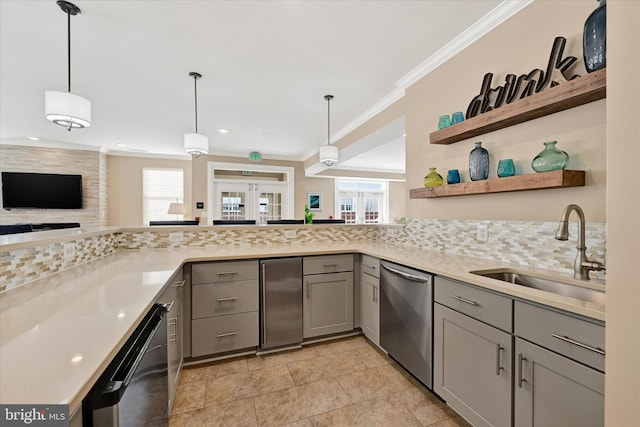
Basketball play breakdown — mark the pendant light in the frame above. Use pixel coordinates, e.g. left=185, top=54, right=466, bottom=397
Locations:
left=184, top=72, right=209, bottom=158
left=45, top=1, right=91, bottom=130
left=319, top=94, right=338, bottom=166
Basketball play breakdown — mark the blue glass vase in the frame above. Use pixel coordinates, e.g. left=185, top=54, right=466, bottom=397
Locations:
left=469, top=142, right=489, bottom=181
left=583, top=0, right=606, bottom=72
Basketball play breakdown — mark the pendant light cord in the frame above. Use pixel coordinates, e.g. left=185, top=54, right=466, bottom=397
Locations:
left=327, top=97, right=330, bottom=146
left=193, top=75, right=198, bottom=133
left=67, top=11, right=71, bottom=93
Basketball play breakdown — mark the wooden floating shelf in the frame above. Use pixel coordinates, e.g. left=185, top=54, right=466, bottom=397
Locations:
left=429, top=69, right=606, bottom=145
left=409, top=170, right=585, bottom=199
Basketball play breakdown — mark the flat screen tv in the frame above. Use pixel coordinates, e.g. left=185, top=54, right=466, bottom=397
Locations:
left=1, top=172, right=83, bottom=209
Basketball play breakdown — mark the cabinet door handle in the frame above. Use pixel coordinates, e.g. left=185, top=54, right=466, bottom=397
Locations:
left=551, top=333, right=605, bottom=355
left=174, top=280, right=185, bottom=288
left=216, top=332, right=237, bottom=339
left=518, top=353, right=527, bottom=388
left=496, top=344, right=504, bottom=375
left=216, top=297, right=238, bottom=303
left=373, top=285, right=377, bottom=303
left=450, top=295, right=478, bottom=306
left=306, top=282, right=310, bottom=298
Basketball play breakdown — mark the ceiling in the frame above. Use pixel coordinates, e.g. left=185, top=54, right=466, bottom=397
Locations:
left=0, top=0, right=517, bottom=173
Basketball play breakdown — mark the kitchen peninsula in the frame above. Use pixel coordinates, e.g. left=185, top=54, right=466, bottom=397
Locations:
left=0, top=224, right=605, bottom=424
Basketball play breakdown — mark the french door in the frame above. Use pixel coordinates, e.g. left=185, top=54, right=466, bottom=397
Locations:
left=213, top=181, right=289, bottom=224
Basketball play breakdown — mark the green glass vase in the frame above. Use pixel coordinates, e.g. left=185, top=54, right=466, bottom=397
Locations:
left=424, top=167, right=444, bottom=187
left=531, top=141, right=569, bottom=172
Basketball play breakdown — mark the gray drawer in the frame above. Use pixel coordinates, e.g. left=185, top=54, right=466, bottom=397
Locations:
left=192, top=280, right=259, bottom=319
left=435, top=276, right=512, bottom=332
left=304, top=254, right=353, bottom=275
left=191, top=311, right=259, bottom=357
left=192, top=260, right=258, bottom=284
left=361, top=255, right=380, bottom=278
left=515, top=301, right=605, bottom=371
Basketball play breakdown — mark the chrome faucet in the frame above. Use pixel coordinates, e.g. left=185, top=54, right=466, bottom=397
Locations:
left=555, top=204, right=605, bottom=280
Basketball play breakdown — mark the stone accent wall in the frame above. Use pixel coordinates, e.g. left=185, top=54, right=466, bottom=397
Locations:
left=0, top=145, right=103, bottom=227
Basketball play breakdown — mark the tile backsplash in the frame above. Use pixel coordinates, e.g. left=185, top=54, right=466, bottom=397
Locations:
left=1, top=219, right=606, bottom=293
left=379, top=218, right=606, bottom=277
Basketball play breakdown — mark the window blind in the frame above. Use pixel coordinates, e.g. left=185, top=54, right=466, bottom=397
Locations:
left=142, top=168, right=184, bottom=225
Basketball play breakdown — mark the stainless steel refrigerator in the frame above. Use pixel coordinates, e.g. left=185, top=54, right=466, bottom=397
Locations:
left=260, top=257, right=303, bottom=350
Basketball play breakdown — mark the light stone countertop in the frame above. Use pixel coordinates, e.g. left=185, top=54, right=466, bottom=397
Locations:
left=0, top=241, right=605, bottom=414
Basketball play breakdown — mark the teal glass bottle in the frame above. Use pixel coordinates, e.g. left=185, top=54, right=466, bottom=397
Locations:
left=424, top=168, right=444, bottom=187
left=531, top=141, right=569, bottom=172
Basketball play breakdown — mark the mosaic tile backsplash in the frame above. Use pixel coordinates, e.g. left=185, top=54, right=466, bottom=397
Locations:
left=378, top=218, right=606, bottom=278
left=0, top=233, right=119, bottom=293
left=1, top=219, right=605, bottom=293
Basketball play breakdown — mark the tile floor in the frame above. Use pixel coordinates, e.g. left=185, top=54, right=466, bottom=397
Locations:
left=170, top=335, right=470, bottom=427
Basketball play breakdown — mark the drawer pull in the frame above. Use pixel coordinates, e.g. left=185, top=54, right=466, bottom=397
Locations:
left=365, top=264, right=377, bottom=270
left=217, top=297, right=238, bottom=303
left=518, top=353, right=527, bottom=388
left=322, top=263, right=338, bottom=268
left=551, top=333, right=605, bottom=355
left=216, top=332, right=238, bottom=339
left=496, top=344, right=504, bottom=375
left=174, top=280, right=185, bottom=288
left=216, top=271, right=237, bottom=276
left=450, top=295, right=478, bottom=306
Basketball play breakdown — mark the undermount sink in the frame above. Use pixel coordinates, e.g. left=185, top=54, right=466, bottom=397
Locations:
left=469, top=268, right=605, bottom=305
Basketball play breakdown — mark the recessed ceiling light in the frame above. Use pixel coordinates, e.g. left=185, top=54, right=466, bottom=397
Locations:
left=117, top=143, right=127, bottom=147
left=217, top=129, right=229, bottom=134
left=402, top=133, right=406, bottom=137
left=71, top=355, right=83, bottom=363
left=28, top=136, right=40, bottom=141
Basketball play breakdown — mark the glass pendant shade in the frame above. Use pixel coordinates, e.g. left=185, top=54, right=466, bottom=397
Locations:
left=319, top=145, right=338, bottom=166
left=45, top=90, right=91, bottom=129
left=184, top=133, right=209, bottom=157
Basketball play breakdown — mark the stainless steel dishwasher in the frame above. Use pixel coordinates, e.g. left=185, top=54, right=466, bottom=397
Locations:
left=380, top=261, right=433, bottom=388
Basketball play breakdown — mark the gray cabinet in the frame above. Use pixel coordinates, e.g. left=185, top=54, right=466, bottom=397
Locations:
left=360, top=255, right=380, bottom=345
left=514, top=301, right=605, bottom=427
left=434, top=301, right=512, bottom=427
left=190, top=260, right=259, bottom=357
left=303, top=255, right=354, bottom=338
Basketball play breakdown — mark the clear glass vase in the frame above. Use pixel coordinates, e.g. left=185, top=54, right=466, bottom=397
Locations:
left=531, top=141, right=569, bottom=172
left=424, top=167, right=444, bottom=187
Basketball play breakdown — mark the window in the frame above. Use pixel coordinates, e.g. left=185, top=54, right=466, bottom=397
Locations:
left=143, top=168, right=184, bottom=225
left=335, top=179, right=388, bottom=224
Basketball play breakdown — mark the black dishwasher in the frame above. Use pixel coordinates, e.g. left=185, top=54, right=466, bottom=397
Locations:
left=83, top=304, right=168, bottom=426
